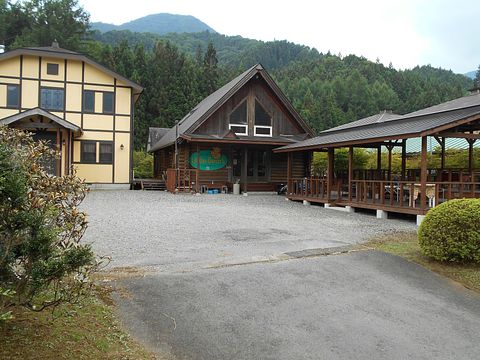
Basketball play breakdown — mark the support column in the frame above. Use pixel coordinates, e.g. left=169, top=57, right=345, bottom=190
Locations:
left=243, top=147, right=248, bottom=195
left=326, top=148, right=334, bottom=202
left=420, top=136, right=428, bottom=211
left=348, top=146, right=353, bottom=202
left=377, top=145, right=382, bottom=180
left=440, top=137, right=445, bottom=171
left=56, top=128, right=61, bottom=177
left=287, top=152, right=292, bottom=195
left=196, top=143, right=200, bottom=193
left=468, top=138, right=475, bottom=174
left=401, top=139, right=407, bottom=181
left=387, top=145, right=393, bottom=181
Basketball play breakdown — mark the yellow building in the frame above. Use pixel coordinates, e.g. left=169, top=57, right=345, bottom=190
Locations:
left=0, top=42, right=143, bottom=188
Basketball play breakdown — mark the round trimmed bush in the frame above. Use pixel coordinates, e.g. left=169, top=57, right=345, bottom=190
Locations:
left=418, top=199, right=480, bottom=263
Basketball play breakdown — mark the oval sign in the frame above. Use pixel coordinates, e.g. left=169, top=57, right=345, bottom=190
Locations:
left=190, top=148, right=228, bottom=171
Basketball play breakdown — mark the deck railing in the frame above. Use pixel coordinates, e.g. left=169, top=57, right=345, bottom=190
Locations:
left=166, top=168, right=198, bottom=193
left=288, top=177, right=480, bottom=212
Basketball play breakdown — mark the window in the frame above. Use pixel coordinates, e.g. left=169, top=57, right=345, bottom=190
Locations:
left=47, top=63, right=59, bottom=75
left=103, top=92, right=114, bottom=114
left=229, top=100, right=248, bottom=135
left=81, top=141, right=96, bottom=163
left=83, top=90, right=95, bottom=112
left=254, top=100, right=272, bottom=137
left=99, top=143, right=113, bottom=164
left=6, top=85, right=19, bottom=108
left=40, top=88, right=64, bottom=111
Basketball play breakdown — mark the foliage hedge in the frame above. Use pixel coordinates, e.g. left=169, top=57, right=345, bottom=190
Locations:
left=418, top=199, right=480, bottom=263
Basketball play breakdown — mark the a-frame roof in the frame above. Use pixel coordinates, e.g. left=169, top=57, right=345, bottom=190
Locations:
left=275, top=92, right=480, bottom=152
left=0, top=45, right=143, bottom=98
left=148, top=64, right=314, bottom=152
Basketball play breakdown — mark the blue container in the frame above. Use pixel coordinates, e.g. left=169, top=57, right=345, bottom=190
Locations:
left=213, top=189, right=219, bottom=194
left=208, top=190, right=214, bottom=194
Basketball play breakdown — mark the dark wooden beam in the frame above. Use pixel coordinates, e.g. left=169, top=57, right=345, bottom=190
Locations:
left=401, top=139, right=407, bottom=181
left=15, top=122, right=61, bottom=129
left=327, top=148, right=334, bottom=202
left=348, top=146, right=353, bottom=202
left=420, top=136, right=427, bottom=211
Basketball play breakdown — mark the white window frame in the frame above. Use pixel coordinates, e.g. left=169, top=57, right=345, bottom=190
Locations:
left=229, top=123, right=248, bottom=136
left=254, top=125, right=272, bottom=137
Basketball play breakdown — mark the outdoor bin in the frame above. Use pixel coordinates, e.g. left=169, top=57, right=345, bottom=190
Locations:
left=233, top=183, right=240, bottom=195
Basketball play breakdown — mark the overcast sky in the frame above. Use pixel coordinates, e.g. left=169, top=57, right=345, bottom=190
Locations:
left=79, top=0, right=479, bottom=74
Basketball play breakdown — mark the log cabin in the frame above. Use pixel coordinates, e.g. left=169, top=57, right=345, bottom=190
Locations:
left=149, top=64, right=315, bottom=193
left=0, top=42, right=143, bottom=188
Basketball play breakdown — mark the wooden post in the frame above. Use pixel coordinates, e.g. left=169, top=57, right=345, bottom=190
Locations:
left=327, top=148, right=334, bottom=201
left=468, top=139, right=475, bottom=174
left=440, top=137, right=445, bottom=171
left=420, top=136, right=428, bottom=211
left=243, top=147, right=248, bottom=194
left=287, top=151, right=292, bottom=194
left=401, top=139, right=407, bottom=181
left=377, top=145, right=382, bottom=180
left=196, top=143, right=200, bottom=193
left=56, top=128, right=61, bottom=177
left=387, top=145, right=393, bottom=181
left=348, top=146, right=353, bottom=202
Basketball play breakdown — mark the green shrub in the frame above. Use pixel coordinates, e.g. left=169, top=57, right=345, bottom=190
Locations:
left=133, top=151, right=153, bottom=178
left=418, top=199, right=480, bottom=263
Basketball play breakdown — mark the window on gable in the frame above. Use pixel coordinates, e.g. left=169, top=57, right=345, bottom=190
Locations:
left=99, top=142, right=113, bottom=164
left=6, top=85, right=19, bottom=108
left=81, top=141, right=96, bottom=163
left=40, top=87, right=64, bottom=111
left=83, top=90, right=95, bottom=112
left=47, top=63, right=59, bottom=75
left=254, top=99, right=272, bottom=137
left=228, top=100, right=247, bottom=135
left=103, top=92, right=114, bottom=114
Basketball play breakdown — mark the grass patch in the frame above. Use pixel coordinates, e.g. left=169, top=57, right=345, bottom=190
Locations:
left=0, top=286, right=155, bottom=360
left=367, top=231, right=480, bottom=293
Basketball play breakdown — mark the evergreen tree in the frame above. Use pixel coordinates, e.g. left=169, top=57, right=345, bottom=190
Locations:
left=201, top=41, right=219, bottom=96
left=474, top=64, right=480, bottom=89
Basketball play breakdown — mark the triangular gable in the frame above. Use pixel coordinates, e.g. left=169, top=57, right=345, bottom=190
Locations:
left=0, top=107, right=81, bottom=132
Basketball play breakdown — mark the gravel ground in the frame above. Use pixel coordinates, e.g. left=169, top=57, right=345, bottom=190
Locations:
left=81, top=190, right=416, bottom=270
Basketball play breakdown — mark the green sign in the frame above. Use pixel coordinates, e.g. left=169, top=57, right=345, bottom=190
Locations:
left=190, top=148, right=228, bottom=170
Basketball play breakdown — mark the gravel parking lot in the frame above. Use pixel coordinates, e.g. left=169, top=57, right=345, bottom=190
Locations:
left=82, top=190, right=416, bottom=270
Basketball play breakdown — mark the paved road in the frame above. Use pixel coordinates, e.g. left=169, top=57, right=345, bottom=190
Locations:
left=82, top=191, right=415, bottom=270
left=114, top=251, right=480, bottom=360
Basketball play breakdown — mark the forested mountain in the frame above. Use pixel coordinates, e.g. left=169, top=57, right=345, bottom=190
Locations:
left=91, top=13, right=215, bottom=35
left=0, top=0, right=474, bottom=150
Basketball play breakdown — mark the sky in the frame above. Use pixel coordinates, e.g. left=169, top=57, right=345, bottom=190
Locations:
left=78, top=0, right=479, bottom=74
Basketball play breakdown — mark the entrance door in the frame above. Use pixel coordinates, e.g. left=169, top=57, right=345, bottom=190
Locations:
left=32, top=130, right=57, bottom=175
left=232, top=148, right=270, bottom=183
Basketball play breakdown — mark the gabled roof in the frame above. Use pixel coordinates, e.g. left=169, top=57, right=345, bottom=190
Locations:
left=0, top=45, right=143, bottom=97
left=275, top=93, right=480, bottom=152
left=148, top=64, right=314, bottom=152
left=0, top=107, right=81, bottom=132
left=323, top=110, right=402, bottom=132
left=147, top=127, right=170, bottom=151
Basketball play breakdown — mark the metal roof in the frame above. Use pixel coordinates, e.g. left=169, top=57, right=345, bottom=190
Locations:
left=275, top=104, right=480, bottom=152
left=323, top=110, right=402, bottom=132
left=148, top=64, right=314, bottom=152
left=0, top=107, right=81, bottom=132
left=147, top=127, right=170, bottom=151
left=0, top=46, right=144, bottom=96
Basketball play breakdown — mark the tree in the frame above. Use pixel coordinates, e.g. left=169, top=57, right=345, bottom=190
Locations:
left=201, top=41, right=219, bottom=96
left=0, top=127, right=101, bottom=315
left=10, top=0, right=90, bottom=50
left=474, top=64, right=480, bottom=89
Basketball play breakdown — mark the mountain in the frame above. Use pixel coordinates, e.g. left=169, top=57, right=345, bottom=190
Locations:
left=464, top=70, right=476, bottom=79
left=92, top=30, right=320, bottom=71
left=91, top=13, right=216, bottom=35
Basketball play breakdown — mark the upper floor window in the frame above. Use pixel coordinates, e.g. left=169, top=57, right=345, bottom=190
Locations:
left=228, top=100, right=247, bottom=135
left=40, top=87, right=64, bottom=111
left=47, top=63, right=59, bottom=75
left=103, top=92, right=114, bottom=114
left=254, top=99, right=272, bottom=137
left=83, top=90, right=95, bottom=112
left=6, top=85, right=19, bottom=108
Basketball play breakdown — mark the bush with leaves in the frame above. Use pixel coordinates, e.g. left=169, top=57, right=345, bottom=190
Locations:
left=418, top=199, right=480, bottom=263
left=0, top=127, right=101, bottom=318
left=133, top=150, right=154, bottom=178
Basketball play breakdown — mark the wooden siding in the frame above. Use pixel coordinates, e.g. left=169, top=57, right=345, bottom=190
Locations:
left=195, top=78, right=304, bottom=137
